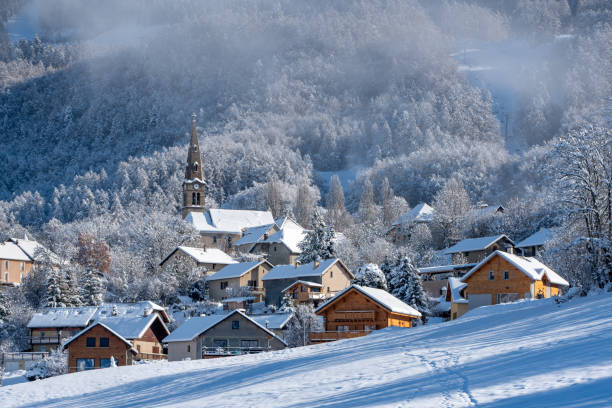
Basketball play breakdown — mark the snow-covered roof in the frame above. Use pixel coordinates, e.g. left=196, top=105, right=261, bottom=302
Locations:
left=447, top=277, right=468, bottom=304
left=163, top=310, right=287, bottom=345
left=99, top=313, right=169, bottom=340
left=261, top=224, right=306, bottom=254
left=250, top=312, right=293, bottom=330
left=281, top=280, right=323, bottom=293
left=221, top=296, right=255, bottom=303
left=515, top=228, right=555, bottom=249
left=470, top=204, right=504, bottom=218
left=27, top=301, right=170, bottom=329
left=234, top=224, right=276, bottom=247
left=316, top=285, right=421, bottom=317
left=0, top=241, right=32, bottom=262
left=391, top=203, right=434, bottom=226
left=461, top=250, right=569, bottom=286
left=9, top=237, right=60, bottom=264
left=443, top=235, right=514, bottom=255
left=208, top=260, right=269, bottom=281
left=185, top=209, right=275, bottom=234
left=63, top=322, right=138, bottom=354
left=418, top=263, right=477, bottom=274
left=262, top=259, right=353, bottom=281
left=160, top=246, right=237, bottom=266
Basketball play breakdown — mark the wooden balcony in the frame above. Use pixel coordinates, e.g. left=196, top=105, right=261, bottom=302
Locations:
left=310, top=330, right=372, bottom=342
left=331, top=310, right=376, bottom=321
left=28, top=336, right=63, bottom=345
left=136, top=352, right=167, bottom=361
left=202, top=346, right=271, bottom=357
left=294, top=291, right=327, bottom=302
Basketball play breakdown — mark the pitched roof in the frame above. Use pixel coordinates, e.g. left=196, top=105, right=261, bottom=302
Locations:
left=62, top=322, right=138, bottom=354
left=185, top=209, right=274, bottom=234
left=98, top=313, right=169, bottom=340
left=470, top=204, right=504, bottom=218
left=391, top=203, right=434, bottom=226
left=461, top=250, right=569, bottom=286
left=249, top=312, right=294, bottom=330
left=9, top=237, right=61, bottom=264
left=207, top=260, right=270, bottom=281
left=516, top=228, right=555, bottom=249
left=234, top=224, right=277, bottom=247
left=262, top=259, right=353, bottom=281
left=160, top=246, right=236, bottom=266
left=316, top=285, right=421, bottom=317
left=260, top=225, right=306, bottom=254
left=447, top=277, right=468, bottom=304
left=418, top=263, right=477, bottom=274
left=163, top=310, right=287, bottom=345
left=443, top=235, right=514, bottom=255
left=281, top=280, right=323, bottom=293
left=0, top=241, right=33, bottom=262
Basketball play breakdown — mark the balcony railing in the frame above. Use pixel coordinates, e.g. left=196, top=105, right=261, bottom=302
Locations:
left=1, top=351, right=49, bottom=364
left=331, top=310, right=376, bottom=321
left=310, top=330, right=372, bottom=342
left=28, top=336, right=63, bottom=344
left=202, top=346, right=271, bottom=357
left=136, top=352, right=167, bottom=361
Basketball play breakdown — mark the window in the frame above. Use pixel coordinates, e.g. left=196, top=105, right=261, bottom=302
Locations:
left=99, top=337, right=110, bottom=347
left=213, top=339, right=228, bottom=348
left=86, top=337, right=96, bottom=347
left=20, top=273, right=23, bottom=283
left=187, top=344, right=191, bottom=353
left=240, top=340, right=258, bottom=348
left=100, top=358, right=111, bottom=368
left=4, top=272, right=7, bottom=282
left=193, top=162, right=198, bottom=171
left=489, top=271, right=495, bottom=281
left=220, top=281, right=228, bottom=290
left=20, top=262, right=24, bottom=271
left=327, top=287, right=330, bottom=292
left=152, top=346, right=160, bottom=354
left=76, top=358, right=95, bottom=371
left=330, top=271, right=333, bottom=278
left=192, top=192, right=196, bottom=204
left=213, top=236, right=217, bottom=243
left=503, top=271, right=509, bottom=280
left=4, top=260, right=7, bottom=270
left=40, top=346, right=46, bottom=352
left=196, top=192, right=201, bottom=205
left=232, top=320, right=240, bottom=329
left=248, top=280, right=257, bottom=288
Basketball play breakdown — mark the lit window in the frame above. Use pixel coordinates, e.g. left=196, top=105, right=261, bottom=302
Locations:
left=232, top=320, right=239, bottom=329
left=489, top=271, right=495, bottom=281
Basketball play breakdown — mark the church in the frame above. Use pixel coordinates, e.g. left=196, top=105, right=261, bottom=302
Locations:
left=181, top=114, right=276, bottom=253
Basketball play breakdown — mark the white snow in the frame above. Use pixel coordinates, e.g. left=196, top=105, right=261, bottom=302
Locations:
left=3, top=293, right=611, bottom=406
left=162, top=314, right=229, bottom=342
left=262, top=259, right=350, bottom=281
left=447, top=278, right=468, bottom=304
left=234, top=224, right=276, bottom=247
left=443, top=235, right=513, bottom=255
left=515, top=228, right=556, bottom=249
left=207, top=261, right=266, bottom=281
left=317, top=285, right=421, bottom=317
left=391, top=203, right=434, bottom=226
left=185, top=209, right=274, bottom=234
left=161, top=246, right=236, bottom=266
left=249, top=312, right=293, bottom=330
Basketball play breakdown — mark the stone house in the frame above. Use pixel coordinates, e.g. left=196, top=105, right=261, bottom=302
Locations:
left=163, top=310, right=286, bottom=361
left=206, top=260, right=273, bottom=302
left=249, top=217, right=307, bottom=265
left=159, top=245, right=237, bottom=274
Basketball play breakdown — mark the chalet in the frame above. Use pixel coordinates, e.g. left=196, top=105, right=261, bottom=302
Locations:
left=443, top=234, right=515, bottom=264
left=27, top=301, right=170, bottom=352
left=0, top=236, right=59, bottom=285
left=386, top=203, right=433, bottom=244
left=515, top=228, right=555, bottom=257
left=311, top=285, right=421, bottom=342
left=262, top=259, right=354, bottom=307
left=281, top=280, right=326, bottom=306
left=249, top=217, right=307, bottom=265
left=159, top=246, right=237, bottom=274
left=163, top=310, right=286, bottom=361
left=62, top=304, right=170, bottom=372
left=454, top=250, right=569, bottom=317
left=180, top=115, right=276, bottom=251
left=206, top=260, right=273, bottom=302
left=445, top=277, right=468, bottom=320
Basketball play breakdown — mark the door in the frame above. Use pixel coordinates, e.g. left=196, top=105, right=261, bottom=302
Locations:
left=468, top=294, right=492, bottom=310
left=496, top=293, right=520, bottom=304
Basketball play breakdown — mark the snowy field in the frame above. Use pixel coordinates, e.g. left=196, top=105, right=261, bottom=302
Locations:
left=2, top=294, right=611, bottom=407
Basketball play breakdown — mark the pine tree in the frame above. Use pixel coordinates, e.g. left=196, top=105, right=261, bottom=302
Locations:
left=45, top=269, right=64, bottom=308
left=298, top=209, right=335, bottom=264
left=353, top=264, right=388, bottom=290
left=63, top=268, right=83, bottom=307
left=82, top=268, right=105, bottom=306
left=388, top=256, right=429, bottom=322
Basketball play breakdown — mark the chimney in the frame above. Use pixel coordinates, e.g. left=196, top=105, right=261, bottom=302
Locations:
left=143, top=307, right=151, bottom=317
left=314, top=260, right=320, bottom=269
left=265, top=320, right=269, bottom=329
left=295, top=260, right=301, bottom=268
left=112, top=305, right=118, bottom=316
left=263, top=233, right=269, bottom=240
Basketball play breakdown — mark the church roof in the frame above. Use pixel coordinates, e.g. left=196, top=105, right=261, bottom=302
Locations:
left=186, top=209, right=275, bottom=234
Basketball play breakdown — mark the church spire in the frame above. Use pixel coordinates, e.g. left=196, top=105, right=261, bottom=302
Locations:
left=182, top=113, right=206, bottom=218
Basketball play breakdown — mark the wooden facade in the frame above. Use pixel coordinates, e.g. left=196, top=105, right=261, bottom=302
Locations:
left=282, top=281, right=326, bottom=305
left=312, top=287, right=418, bottom=342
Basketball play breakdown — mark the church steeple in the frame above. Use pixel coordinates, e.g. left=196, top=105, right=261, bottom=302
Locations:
left=182, top=113, right=206, bottom=218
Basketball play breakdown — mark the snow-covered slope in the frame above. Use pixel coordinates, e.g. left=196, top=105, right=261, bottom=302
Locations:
left=2, top=294, right=612, bottom=407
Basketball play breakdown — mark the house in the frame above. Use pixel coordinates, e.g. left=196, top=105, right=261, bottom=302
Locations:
left=311, top=284, right=421, bottom=342
left=61, top=303, right=170, bottom=372
left=27, top=301, right=170, bottom=352
left=206, top=260, right=273, bottom=302
left=515, top=228, right=555, bottom=257
left=163, top=310, right=286, bottom=361
left=262, top=259, right=354, bottom=307
left=443, top=234, right=515, bottom=264
left=249, top=312, right=294, bottom=340
left=249, top=217, right=307, bottom=265
left=63, top=322, right=138, bottom=372
left=469, top=203, right=505, bottom=218
left=281, top=280, right=326, bottom=306
left=159, top=246, right=237, bottom=274
left=386, top=203, right=434, bottom=244
left=456, top=250, right=569, bottom=315
left=233, top=223, right=279, bottom=254
left=417, top=263, right=477, bottom=298
left=0, top=236, right=59, bottom=285
left=180, top=115, right=276, bottom=251
left=446, top=277, right=468, bottom=320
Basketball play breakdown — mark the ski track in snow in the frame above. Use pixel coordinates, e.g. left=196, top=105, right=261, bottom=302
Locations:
left=1, top=294, right=612, bottom=407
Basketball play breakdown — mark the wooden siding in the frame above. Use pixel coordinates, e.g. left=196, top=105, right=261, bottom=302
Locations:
left=463, top=255, right=532, bottom=305
left=66, top=325, right=134, bottom=373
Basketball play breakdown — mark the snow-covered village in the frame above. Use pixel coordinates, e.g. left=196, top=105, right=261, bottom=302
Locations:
left=0, top=1, right=611, bottom=407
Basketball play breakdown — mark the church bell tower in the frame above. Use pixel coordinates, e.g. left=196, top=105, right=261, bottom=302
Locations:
left=181, top=113, right=206, bottom=219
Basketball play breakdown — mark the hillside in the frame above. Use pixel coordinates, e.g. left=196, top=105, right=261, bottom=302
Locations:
left=2, top=293, right=611, bottom=407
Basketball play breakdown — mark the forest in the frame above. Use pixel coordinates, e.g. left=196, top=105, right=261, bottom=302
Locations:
left=0, top=1, right=610, bottom=351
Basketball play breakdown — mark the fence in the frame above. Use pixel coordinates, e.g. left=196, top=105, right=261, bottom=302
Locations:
left=202, top=346, right=272, bottom=357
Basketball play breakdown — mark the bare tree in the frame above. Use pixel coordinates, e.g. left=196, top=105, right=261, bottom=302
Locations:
left=432, top=176, right=471, bottom=248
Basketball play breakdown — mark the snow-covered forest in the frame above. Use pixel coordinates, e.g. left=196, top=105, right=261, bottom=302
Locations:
left=0, top=1, right=610, bottom=351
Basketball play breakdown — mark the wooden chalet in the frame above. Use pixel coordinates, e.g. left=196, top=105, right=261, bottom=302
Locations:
left=311, top=285, right=421, bottom=342
left=281, top=280, right=326, bottom=305
left=443, top=234, right=515, bottom=264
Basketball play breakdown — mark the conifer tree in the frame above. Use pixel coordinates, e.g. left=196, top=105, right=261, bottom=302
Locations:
left=82, top=268, right=105, bottom=306
left=353, top=264, right=388, bottom=290
left=387, top=256, right=429, bottom=322
left=63, top=268, right=83, bottom=307
left=45, top=269, right=64, bottom=308
left=298, top=209, right=335, bottom=264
